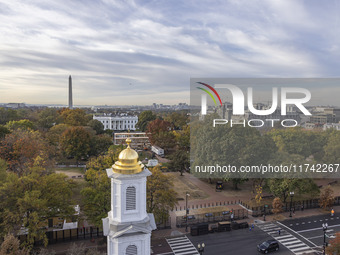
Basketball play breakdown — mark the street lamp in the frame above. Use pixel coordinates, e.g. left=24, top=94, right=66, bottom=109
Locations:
left=197, top=243, right=205, bottom=255
left=289, top=191, right=294, bottom=217
left=185, top=192, right=190, bottom=232
left=322, top=223, right=328, bottom=255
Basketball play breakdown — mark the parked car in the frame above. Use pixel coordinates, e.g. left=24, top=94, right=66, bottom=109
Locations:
left=257, top=240, right=279, bottom=253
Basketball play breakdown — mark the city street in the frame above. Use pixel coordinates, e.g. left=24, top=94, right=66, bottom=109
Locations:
left=278, top=212, right=340, bottom=248
left=187, top=227, right=293, bottom=255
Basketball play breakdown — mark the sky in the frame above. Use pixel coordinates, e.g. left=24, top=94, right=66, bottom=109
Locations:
left=1, top=0, right=340, bottom=106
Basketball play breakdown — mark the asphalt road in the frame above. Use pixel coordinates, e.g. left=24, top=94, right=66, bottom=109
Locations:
left=187, top=227, right=293, bottom=255
left=279, top=212, right=340, bottom=248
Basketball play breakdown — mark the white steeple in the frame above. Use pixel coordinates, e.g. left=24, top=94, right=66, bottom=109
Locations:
left=102, top=138, right=156, bottom=255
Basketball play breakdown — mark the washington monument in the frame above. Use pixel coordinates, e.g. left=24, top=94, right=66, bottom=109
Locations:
left=68, top=75, right=73, bottom=109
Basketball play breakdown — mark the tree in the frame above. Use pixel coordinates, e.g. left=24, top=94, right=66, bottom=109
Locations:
left=0, top=167, right=75, bottom=248
left=46, top=124, right=70, bottom=146
left=326, top=232, right=340, bottom=255
left=272, top=197, right=283, bottom=214
left=254, top=185, right=263, bottom=205
left=323, top=132, right=340, bottom=163
left=87, top=119, right=104, bottom=135
left=89, top=134, right=113, bottom=157
left=319, top=185, right=335, bottom=210
left=268, top=128, right=327, bottom=158
left=59, top=108, right=90, bottom=126
left=60, top=127, right=91, bottom=163
left=173, top=125, right=190, bottom=151
left=0, top=129, right=54, bottom=175
left=147, top=166, right=177, bottom=226
left=168, top=149, right=189, bottom=176
left=165, top=111, right=188, bottom=130
left=267, top=178, right=319, bottom=203
left=37, top=108, right=61, bottom=130
left=136, top=110, right=156, bottom=131
left=146, top=119, right=176, bottom=152
left=0, top=125, right=10, bottom=139
left=191, top=115, right=277, bottom=189
left=0, top=233, right=29, bottom=255
left=81, top=169, right=111, bottom=226
left=5, top=120, right=35, bottom=131
left=0, top=108, right=19, bottom=125
left=81, top=146, right=124, bottom=226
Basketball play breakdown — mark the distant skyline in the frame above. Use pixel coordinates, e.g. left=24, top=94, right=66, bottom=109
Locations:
left=1, top=1, right=340, bottom=105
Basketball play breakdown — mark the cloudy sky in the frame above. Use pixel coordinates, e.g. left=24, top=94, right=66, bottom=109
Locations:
left=1, top=0, right=340, bottom=106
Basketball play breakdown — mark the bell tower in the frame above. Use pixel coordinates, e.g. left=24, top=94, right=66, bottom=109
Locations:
left=103, top=138, right=156, bottom=255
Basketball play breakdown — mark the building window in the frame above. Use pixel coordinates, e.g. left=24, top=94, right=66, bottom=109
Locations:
left=126, top=245, right=137, bottom=255
left=126, top=186, right=136, bottom=210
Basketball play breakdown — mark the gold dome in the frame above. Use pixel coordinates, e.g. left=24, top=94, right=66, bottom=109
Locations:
left=112, top=138, right=144, bottom=174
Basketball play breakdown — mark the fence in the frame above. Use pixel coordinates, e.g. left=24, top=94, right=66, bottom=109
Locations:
left=176, top=209, right=248, bottom=228
left=18, top=226, right=103, bottom=246
left=241, top=196, right=340, bottom=217
left=174, top=200, right=242, bottom=212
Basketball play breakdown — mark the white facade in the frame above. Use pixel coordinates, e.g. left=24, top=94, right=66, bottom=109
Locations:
left=93, top=115, right=138, bottom=131
left=103, top=167, right=156, bottom=255
left=323, top=123, right=340, bottom=131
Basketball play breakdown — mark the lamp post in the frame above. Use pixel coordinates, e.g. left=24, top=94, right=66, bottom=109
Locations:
left=185, top=192, right=190, bottom=232
left=322, top=223, right=328, bottom=255
left=289, top=191, right=294, bottom=217
left=197, top=243, right=205, bottom=255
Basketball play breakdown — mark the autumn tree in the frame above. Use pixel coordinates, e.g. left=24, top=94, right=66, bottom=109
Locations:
left=147, top=166, right=177, bottom=226
left=0, top=233, right=29, bottom=255
left=326, top=232, right=340, bottom=255
left=60, top=127, right=91, bottom=163
left=136, top=110, right=156, bottom=131
left=146, top=119, right=176, bottom=152
left=59, top=108, right=90, bottom=126
left=272, top=197, right=284, bottom=214
left=5, top=119, right=35, bottom=131
left=0, top=167, right=75, bottom=248
left=254, top=185, right=263, bottom=205
left=319, top=185, right=335, bottom=210
left=0, top=129, right=54, bottom=175
left=165, top=111, right=188, bottom=130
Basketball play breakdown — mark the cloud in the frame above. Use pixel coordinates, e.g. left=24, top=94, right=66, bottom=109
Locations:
left=0, top=0, right=339, bottom=105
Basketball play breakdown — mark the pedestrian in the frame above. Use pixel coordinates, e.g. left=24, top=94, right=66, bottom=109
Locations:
left=249, top=227, right=252, bottom=232
left=278, top=229, right=281, bottom=236
left=331, top=208, right=334, bottom=217
left=301, top=204, right=304, bottom=211
left=231, top=213, right=234, bottom=222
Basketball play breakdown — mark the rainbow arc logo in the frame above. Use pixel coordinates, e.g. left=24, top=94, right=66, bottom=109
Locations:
left=196, top=82, right=222, bottom=107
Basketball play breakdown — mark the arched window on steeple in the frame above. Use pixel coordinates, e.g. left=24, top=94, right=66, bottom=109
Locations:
left=126, top=244, right=137, bottom=255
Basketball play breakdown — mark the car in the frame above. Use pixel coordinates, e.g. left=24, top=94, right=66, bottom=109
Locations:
left=257, top=240, right=279, bottom=253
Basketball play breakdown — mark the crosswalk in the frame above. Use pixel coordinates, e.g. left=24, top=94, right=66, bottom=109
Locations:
left=166, top=236, right=199, bottom=255
left=257, top=222, right=316, bottom=255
